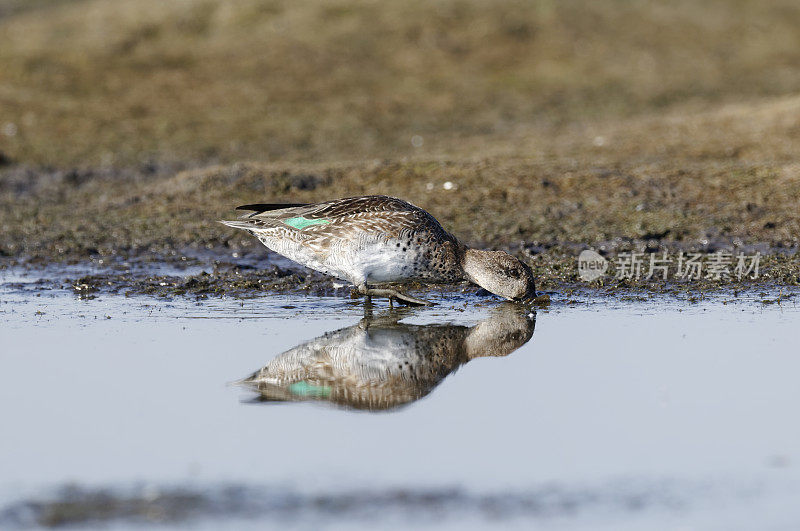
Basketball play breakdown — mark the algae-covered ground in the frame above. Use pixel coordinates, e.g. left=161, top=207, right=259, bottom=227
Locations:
left=1, top=0, right=798, bottom=300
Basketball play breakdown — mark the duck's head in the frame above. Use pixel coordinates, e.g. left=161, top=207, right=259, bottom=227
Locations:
left=464, top=303, right=536, bottom=359
left=463, top=249, right=536, bottom=302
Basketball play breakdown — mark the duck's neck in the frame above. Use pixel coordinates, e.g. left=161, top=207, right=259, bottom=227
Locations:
left=461, top=248, right=486, bottom=284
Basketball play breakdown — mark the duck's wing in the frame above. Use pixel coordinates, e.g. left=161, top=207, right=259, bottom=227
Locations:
left=238, top=196, right=416, bottom=220
left=222, top=195, right=450, bottom=238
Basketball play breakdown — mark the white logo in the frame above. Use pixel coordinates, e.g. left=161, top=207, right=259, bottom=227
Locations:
left=578, top=250, right=608, bottom=281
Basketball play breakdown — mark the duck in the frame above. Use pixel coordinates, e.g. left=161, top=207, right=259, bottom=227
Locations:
left=239, top=304, right=536, bottom=411
left=220, top=195, right=536, bottom=306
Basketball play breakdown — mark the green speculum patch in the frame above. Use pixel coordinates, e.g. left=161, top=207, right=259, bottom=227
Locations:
left=283, top=217, right=331, bottom=230
left=288, top=381, right=332, bottom=398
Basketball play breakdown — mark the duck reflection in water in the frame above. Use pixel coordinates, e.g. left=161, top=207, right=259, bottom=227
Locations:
left=239, top=304, right=536, bottom=411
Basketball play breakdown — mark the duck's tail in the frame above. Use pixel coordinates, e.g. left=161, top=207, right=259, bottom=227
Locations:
left=218, top=219, right=258, bottom=231
left=236, top=203, right=308, bottom=214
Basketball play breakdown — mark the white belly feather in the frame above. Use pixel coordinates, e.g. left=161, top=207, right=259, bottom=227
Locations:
left=346, top=240, right=420, bottom=284
left=255, top=230, right=420, bottom=286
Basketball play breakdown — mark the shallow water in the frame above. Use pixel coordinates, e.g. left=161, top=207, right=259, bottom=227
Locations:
left=1, top=270, right=799, bottom=529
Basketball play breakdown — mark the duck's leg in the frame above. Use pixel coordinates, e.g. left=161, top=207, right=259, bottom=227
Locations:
left=357, top=284, right=433, bottom=306
left=362, top=296, right=374, bottom=318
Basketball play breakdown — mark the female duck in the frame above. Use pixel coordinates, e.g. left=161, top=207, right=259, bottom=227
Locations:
left=221, top=195, right=535, bottom=305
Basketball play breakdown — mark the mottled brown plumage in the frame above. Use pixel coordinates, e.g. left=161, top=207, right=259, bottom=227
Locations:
left=221, top=195, right=536, bottom=304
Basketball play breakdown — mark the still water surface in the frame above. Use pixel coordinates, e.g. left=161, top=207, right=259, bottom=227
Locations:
left=1, top=272, right=799, bottom=529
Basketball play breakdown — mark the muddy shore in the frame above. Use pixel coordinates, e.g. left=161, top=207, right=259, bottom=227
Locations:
left=1, top=155, right=798, bottom=302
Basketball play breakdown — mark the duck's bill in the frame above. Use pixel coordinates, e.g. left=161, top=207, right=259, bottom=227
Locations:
left=510, top=291, right=539, bottom=303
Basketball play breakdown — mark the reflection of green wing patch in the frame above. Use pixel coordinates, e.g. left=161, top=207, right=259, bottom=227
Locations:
left=288, top=381, right=331, bottom=397
left=283, top=216, right=331, bottom=229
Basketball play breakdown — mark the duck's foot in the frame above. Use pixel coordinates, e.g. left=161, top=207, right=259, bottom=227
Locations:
left=359, top=287, right=433, bottom=306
